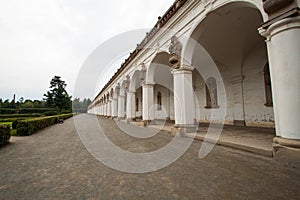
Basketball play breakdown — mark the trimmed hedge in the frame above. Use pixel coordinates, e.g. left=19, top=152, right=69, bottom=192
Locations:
left=0, top=125, right=11, bottom=146
left=0, top=108, right=18, bottom=114
left=19, top=108, right=56, bottom=114
left=58, top=113, right=74, bottom=120
left=0, top=108, right=57, bottom=114
left=16, top=113, right=73, bottom=136
left=12, top=120, right=19, bottom=129
left=0, top=114, right=42, bottom=118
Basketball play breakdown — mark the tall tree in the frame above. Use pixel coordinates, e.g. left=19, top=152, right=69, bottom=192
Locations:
left=44, top=76, right=72, bottom=112
left=72, top=98, right=91, bottom=113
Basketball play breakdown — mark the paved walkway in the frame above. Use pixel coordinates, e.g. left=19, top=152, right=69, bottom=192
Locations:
left=131, top=121, right=275, bottom=157
left=0, top=114, right=299, bottom=199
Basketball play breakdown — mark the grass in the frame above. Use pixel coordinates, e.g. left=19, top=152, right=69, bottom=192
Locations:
left=10, top=129, right=17, bottom=136
left=0, top=122, right=12, bottom=126
left=0, top=121, right=17, bottom=136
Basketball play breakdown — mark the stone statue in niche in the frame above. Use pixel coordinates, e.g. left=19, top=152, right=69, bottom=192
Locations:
left=169, top=36, right=182, bottom=69
left=206, top=77, right=219, bottom=108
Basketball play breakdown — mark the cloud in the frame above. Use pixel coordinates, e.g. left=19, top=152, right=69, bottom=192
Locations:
left=0, top=0, right=174, bottom=100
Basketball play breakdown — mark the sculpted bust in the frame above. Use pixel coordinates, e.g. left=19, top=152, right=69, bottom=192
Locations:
left=169, top=36, right=182, bottom=68
left=169, top=36, right=182, bottom=56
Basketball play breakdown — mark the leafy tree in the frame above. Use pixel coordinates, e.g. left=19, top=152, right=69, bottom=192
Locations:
left=43, top=76, right=72, bottom=112
left=19, top=97, right=24, bottom=104
left=72, top=97, right=91, bottom=113
left=22, top=100, right=34, bottom=108
left=2, top=99, right=11, bottom=108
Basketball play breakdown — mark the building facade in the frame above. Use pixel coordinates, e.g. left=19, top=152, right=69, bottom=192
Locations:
left=88, top=0, right=300, bottom=160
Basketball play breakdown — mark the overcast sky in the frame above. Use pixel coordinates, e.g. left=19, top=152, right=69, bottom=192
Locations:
left=0, top=0, right=174, bottom=101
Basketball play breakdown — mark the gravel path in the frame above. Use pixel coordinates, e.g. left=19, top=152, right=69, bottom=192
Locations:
left=0, top=114, right=299, bottom=199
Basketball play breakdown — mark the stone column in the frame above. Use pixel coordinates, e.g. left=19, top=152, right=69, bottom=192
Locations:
left=100, top=103, right=103, bottom=116
left=104, top=102, right=107, bottom=116
left=108, top=100, right=112, bottom=117
left=142, top=83, right=155, bottom=125
left=172, top=65, right=196, bottom=135
left=102, top=103, right=104, bottom=116
left=118, top=95, right=125, bottom=120
left=112, top=96, right=118, bottom=118
left=259, top=0, right=300, bottom=167
left=126, top=90, right=136, bottom=122
left=106, top=102, right=109, bottom=117
left=96, top=105, right=99, bottom=115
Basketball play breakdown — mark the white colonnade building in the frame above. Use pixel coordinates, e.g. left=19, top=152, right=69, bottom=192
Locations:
left=88, top=0, right=300, bottom=161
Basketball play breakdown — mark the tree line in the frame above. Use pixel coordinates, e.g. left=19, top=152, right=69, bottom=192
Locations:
left=0, top=76, right=91, bottom=113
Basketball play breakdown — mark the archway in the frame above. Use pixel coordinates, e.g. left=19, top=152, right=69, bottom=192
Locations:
left=146, top=52, right=174, bottom=120
left=128, top=70, right=143, bottom=120
left=185, top=2, right=274, bottom=127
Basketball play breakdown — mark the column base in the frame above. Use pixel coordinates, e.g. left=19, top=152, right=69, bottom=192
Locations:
left=142, top=120, right=152, bottom=127
left=126, top=118, right=135, bottom=123
left=273, top=137, right=300, bottom=169
left=171, top=124, right=197, bottom=136
left=233, top=120, right=246, bottom=127
left=117, top=117, right=126, bottom=121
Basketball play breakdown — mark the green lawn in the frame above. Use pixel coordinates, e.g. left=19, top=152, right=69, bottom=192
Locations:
left=0, top=122, right=12, bottom=126
left=10, top=129, right=17, bottom=136
left=0, top=122, right=17, bottom=136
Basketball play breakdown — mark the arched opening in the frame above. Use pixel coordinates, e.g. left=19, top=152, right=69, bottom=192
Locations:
left=205, top=77, right=219, bottom=109
left=186, top=2, right=274, bottom=128
left=147, top=52, right=174, bottom=120
left=129, top=70, right=143, bottom=120
left=136, top=97, right=139, bottom=112
left=264, top=63, right=273, bottom=107
left=157, top=92, right=162, bottom=110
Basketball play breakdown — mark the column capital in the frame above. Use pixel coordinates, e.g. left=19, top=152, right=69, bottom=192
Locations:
left=259, top=16, right=300, bottom=40
left=127, top=90, right=136, bottom=94
left=260, top=0, right=299, bottom=30
left=171, top=65, right=194, bottom=75
left=142, top=82, right=155, bottom=87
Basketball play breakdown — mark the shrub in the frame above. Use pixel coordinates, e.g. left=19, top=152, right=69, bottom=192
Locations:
left=58, top=113, right=73, bottom=120
left=60, top=110, right=72, bottom=114
left=16, top=116, right=58, bottom=136
left=0, top=124, right=11, bottom=146
left=0, top=108, right=18, bottom=114
left=19, top=108, right=56, bottom=114
left=16, top=114, right=73, bottom=136
left=44, top=110, right=58, bottom=116
left=0, top=114, right=42, bottom=118
left=12, top=119, right=19, bottom=129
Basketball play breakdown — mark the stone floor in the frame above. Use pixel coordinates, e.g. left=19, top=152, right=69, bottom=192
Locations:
left=130, top=120, right=275, bottom=157
left=0, top=114, right=299, bottom=199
